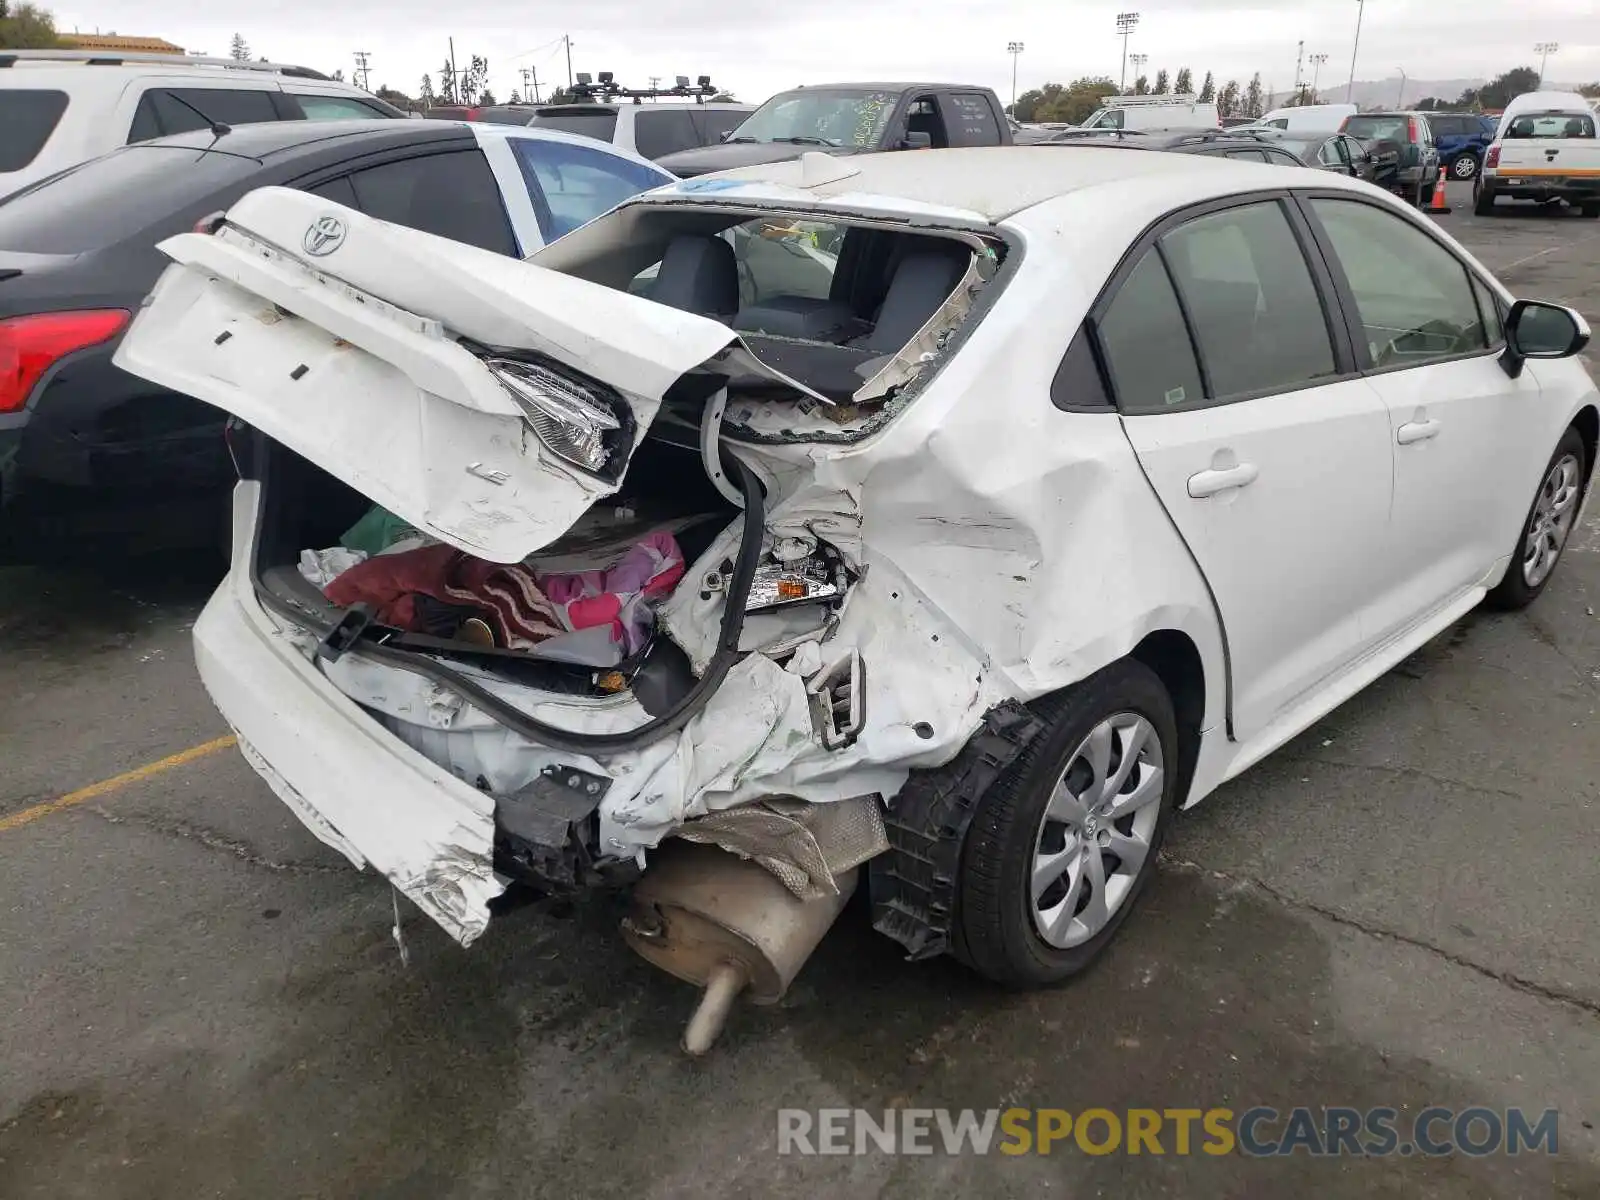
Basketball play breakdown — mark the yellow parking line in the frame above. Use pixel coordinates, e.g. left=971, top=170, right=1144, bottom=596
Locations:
left=0, top=736, right=238, bottom=834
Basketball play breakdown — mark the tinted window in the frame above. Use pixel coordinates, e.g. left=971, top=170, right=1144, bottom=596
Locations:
left=0, top=89, right=69, bottom=172
left=475, top=106, right=535, bottom=126
left=127, top=88, right=281, bottom=143
left=633, top=110, right=700, bottom=159
left=308, top=175, right=359, bottom=207
left=1312, top=198, right=1489, bottom=367
left=692, top=108, right=748, bottom=145
left=292, top=94, right=391, bottom=121
left=1265, top=147, right=1304, bottom=166
left=0, top=146, right=259, bottom=254
left=1097, top=251, right=1205, bottom=413
left=1161, top=201, right=1336, bottom=400
left=1225, top=148, right=1268, bottom=161
left=1344, top=115, right=1411, bottom=143
left=509, top=137, right=668, bottom=241
left=944, top=93, right=1002, bottom=147
left=526, top=109, right=619, bottom=142
left=347, top=149, right=517, bottom=255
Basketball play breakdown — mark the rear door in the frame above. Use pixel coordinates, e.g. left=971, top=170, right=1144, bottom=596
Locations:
left=1300, top=193, right=1538, bottom=634
left=1099, top=196, right=1395, bottom=741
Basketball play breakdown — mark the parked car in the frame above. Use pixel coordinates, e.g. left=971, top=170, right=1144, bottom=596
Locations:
left=1339, top=111, right=1442, bottom=203
left=654, top=82, right=1013, bottom=177
left=109, top=146, right=1598, bottom=1050
left=1425, top=111, right=1500, bottom=181
left=1476, top=91, right=1600, bottom=218
left=479, top=101, right=756, bottom=161
left=0, top=119, right=672, bottom=537
left=1248, top=128, right=1390, bottom=181
left=0, top=48, right=406, bottom=198
left=1237, top=103, right=1359, bottom=133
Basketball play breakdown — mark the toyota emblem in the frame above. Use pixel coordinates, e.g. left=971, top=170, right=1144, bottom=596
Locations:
left=303, top=215, right=346, bottom=257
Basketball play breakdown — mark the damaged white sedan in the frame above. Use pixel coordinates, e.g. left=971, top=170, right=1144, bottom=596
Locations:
left=114, top=147, right=1598, bottom=1052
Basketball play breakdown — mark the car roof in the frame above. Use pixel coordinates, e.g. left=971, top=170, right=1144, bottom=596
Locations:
left=135, top=118, right=462, bottom=160
left=690, top=145, right=1331, bottom=222
left=777, top=81, right=990, bottom=94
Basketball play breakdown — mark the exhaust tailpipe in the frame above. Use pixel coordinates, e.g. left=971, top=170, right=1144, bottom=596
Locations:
left=621, top=839, right=857, bottom=1055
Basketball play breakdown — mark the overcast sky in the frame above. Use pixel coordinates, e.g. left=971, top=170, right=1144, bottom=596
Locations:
left=53, top=0, right=1600, bottom=105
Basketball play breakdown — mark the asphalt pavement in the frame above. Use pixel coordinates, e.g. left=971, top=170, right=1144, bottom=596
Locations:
left=1, top=181, right=1598, bottom=1198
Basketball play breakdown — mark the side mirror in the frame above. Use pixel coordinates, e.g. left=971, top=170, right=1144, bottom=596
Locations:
left=1500, top=299, right=1592, bottom=378
left=719, top=130, right=733, bottom=142
left=900, top=131, right=933, bottom=150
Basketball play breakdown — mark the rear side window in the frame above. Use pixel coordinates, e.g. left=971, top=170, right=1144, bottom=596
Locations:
left=1096, top=251, right=1205, bottom=413
left=632, top=111, right=700, bottom=159
left=943, top=93, right=1002, bottom=147
left=1160, top=202, right=1336, bottom=401
left=0, top=89, right=69, bottom=172
left=0, top=146, right=259, bottom=254
left=527, top=109, right=619, bottom=143
left=291, top=94, right=392, bottom=121
left=1226, top=148, right=1268, bottom=161
left=127, top=88, right=281, bottom=142
left=691, top=109, right=747, bottom=146
left=346, top=149, right=517, bottom=256
left=510, top=137, right=668, bottom=241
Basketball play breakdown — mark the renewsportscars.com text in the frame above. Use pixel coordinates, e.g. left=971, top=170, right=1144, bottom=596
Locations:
left=776, top=1107, right=1561, bottom=1158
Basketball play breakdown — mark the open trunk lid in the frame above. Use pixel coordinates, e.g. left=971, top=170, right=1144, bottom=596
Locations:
left=112, top=185, right=820, bottom=563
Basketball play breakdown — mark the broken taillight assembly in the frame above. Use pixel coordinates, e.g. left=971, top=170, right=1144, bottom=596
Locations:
left=744, top=543, right=851, bottom=614
left=0, top=309, right=130, bottom=413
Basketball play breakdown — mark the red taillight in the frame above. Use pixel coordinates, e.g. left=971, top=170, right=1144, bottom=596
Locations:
left=0, top=309, right=131, bottom=414
left=466, top=107, right=481, bottom=121
left=1486, top=145, right=1501, bottom=169
left=1408, top=117, right=1418, bottom=142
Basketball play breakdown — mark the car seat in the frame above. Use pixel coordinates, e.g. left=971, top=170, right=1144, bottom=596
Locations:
left=649, top=235, right=740, bottom=319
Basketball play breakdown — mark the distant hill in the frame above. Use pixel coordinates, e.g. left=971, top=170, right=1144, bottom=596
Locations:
left=1276, top=77, right=1590, bottom=111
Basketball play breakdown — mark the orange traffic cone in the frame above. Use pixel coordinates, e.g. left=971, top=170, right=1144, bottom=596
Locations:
left=1428, top=163, right=1452, bottom=215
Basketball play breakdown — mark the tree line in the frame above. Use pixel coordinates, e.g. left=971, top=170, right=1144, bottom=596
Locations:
left=1011, top=69, right=1267, bottom=125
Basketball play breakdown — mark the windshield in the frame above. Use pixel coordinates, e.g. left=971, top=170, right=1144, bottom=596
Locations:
left=1, top=89, right=70, bottom=173
left=1504, top=112, right=1596, bottom=139
left=0, top=145, right=259, bottom=254
left=727, top=88, right=897, bottom=148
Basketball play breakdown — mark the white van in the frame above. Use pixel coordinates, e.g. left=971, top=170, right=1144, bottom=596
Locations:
left=1477, top=90, right=1600, bottom=217
left=1245, top=103, right=1357, bottom=132
left=1077, top=94, right=1220, bottom=132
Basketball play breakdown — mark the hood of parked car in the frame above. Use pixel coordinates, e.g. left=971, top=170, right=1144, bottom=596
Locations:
left=111, top=186, right=828, bottom=563
left=655, top=141, right=862, bottom=178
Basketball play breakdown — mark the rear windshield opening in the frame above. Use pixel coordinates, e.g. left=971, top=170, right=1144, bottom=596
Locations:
left=1504, top=113, right=1596, bottom=139
left=551, top=210, right=1001, bottom=439
left=0, top=89, right=70, bottom=173
left=1343, top=116, right=1411, bottom=142
left=527, top=108, right=619, bottom=142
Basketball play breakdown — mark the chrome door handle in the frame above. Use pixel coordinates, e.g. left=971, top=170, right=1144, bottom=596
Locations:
left=1397, top=419, right=1440, bottom=444
left=1187, top=462, right=1259, bottom=498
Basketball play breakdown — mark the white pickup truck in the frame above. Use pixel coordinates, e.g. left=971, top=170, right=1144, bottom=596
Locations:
left=1475, top=90, right=1600, bottom=217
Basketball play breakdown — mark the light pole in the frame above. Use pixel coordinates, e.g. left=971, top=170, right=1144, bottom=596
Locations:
left=1116, top=12, right=1141, bottom=93
left=1395, top=67, right=1407, bottom=107
left=1346, top=0, right=1365, bottom=103
left=1129, top=53, right=1148, bottom=92
left=1007, top=41, right=1025, bottom=114
left=1310, top=52, right=1328, bottom=101
left=1535, top=42, right=1559, bottom=87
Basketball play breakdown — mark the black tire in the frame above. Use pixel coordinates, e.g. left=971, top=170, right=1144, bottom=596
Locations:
left=953, top=659, right=1180, bottom=988
left=1486, top=426, right=1590, bottom=611
left=1451, top=152, right=1478, bottom=181
left=1581, top=203, right=1600, bottom=220
left=1474, top=184, right=1497, bottom=216
left=1418, top=182, right=1436, bottom=208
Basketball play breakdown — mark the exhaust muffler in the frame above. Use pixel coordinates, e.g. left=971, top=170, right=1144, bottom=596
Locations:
left=621, top=838, right=857, bottom=1055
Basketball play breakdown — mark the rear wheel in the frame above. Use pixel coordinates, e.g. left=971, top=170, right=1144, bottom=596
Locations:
left=1486, top=427, right=1589, bottom=610
left=1451, top=151, right=1479, bottom=181
left=1418, top=181, right=1436, bottom=207
left=953, top=659, right=1179, bottom=987
left=1474, top=183, right=1497, bottom=216
left=1581, top=202, right=1600, bottom=220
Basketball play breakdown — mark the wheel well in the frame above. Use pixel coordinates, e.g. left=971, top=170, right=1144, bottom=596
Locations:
left=1130, top=630, right=1205, bottom=805
left=1572, top=406, right=1598, bottom=486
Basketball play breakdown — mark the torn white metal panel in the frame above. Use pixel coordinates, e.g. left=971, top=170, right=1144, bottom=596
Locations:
left=188, top=485, right=507, bottom=947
